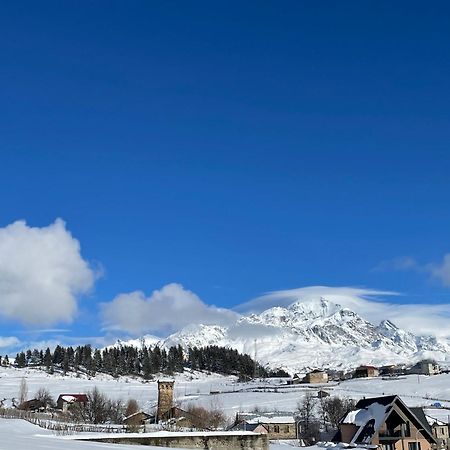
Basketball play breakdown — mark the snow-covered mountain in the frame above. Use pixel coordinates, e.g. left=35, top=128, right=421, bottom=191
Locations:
left=117, top=298, right=450, bottom=374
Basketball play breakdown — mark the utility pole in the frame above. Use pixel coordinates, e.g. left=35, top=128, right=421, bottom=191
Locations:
left=253, top=339, right=259, bottom=380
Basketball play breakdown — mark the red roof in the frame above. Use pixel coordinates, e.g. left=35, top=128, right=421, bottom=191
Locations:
left=57, top=394, right=88, bottom=403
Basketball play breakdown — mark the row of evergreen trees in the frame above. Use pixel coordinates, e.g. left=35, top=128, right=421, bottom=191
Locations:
left=12, top=344, right=286, bottom=379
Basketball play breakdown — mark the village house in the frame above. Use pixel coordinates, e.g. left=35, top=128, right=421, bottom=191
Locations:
left=302, top=369, right=329, bottom=384
left=430, top=420, right=450, bottom=449
left=327, top=369, right=353, bottom=382
left=159, top=406, right=206, bottom=429
left=353, top=365, right=380, bottom=378
left=18, top=398, right=45, bottom=412
left=334, top=395, right=436, bottom=450
left=56, top=394, right=88, bottom=412
left=408, top=361, right=440, bottom=376
left=230, top=412, right=297, bottom=439
left=291, top=373, right=304, bottom=384
left=123, top=411, right=153, bottom=427
left=379, top=365, right=407, bottom=377
left=317, top=390, right=330, bottom=399
left=423, top=409, right=450, bottom=450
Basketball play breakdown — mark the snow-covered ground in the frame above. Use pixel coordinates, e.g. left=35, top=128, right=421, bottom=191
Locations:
left=2, top=366, right=450, bottom=418
left=0, top=419, right=381, bottom=450
left=3, top=365, right=450, bottom=450
left=0, top=419, right=299, bottom=450
left=0, top=419, right=172, bottom=450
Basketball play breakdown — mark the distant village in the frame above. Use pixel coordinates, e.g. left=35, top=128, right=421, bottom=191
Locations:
left=0, top=357, right=449, bottom=450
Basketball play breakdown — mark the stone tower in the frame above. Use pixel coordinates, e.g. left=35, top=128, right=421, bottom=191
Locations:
left=157, top=380, right=174, bottom=422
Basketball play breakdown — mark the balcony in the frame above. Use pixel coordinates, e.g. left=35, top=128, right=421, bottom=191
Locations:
left=379, top=428, right=410, bottom=440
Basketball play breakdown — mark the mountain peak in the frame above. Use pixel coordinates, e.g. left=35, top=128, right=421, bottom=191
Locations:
left=118, top=295, right=450, bottom=374
left=288, top=296, right=344, bottom=317
left=378, top=319, right=399, bottom=330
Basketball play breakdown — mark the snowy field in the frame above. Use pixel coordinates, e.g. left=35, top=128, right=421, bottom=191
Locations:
left=0, top=419, right=177, bottom=450
left=0, top=419, right=388, bottom=450
left=2, top=366, right=450, bottom=418
left=1, top=367, right=450, bottom=450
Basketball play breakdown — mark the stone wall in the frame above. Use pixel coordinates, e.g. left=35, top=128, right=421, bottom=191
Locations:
left=77, top=432, right=268, bottom=450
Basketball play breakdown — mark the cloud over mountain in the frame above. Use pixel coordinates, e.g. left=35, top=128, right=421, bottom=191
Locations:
left=0, top=219, right=95, bottom=326
left=240, top=286, right=450, bottom=338
left=101, top=282, right=239, bottom=334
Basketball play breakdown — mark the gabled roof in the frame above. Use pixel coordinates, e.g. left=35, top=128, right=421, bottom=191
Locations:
left=410, top=408, right=433, bottom=434
left=341, top=396, right=436, bottom=445
left=246, top=415, right=295, bottom=425
left=57, top=394, right=88, bottom=403
left=355, top=395, right=397, bottom=409
left=230, top=422, right=269, bottom=433
left=124, top=411, right=152, bottom=421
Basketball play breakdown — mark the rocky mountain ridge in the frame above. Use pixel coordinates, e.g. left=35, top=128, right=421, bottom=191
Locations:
left=116, top=297, right=450, bottom=373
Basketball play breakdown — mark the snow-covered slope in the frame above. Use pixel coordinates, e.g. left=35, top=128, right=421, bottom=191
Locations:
left=159, top=298, right=450, bottom=373
left=114, top=334, right=162, bottom=349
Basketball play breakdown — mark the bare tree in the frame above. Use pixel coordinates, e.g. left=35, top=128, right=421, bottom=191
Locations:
left=35, top=387, right=55, bottom=409
left=185, top=405, right=227, bottom=430
left=124, top=398, right=142, bottom=432
left=108, top=398, right=125, bottom=424
left=320, top=396, right=355, bottom=430
left=70, top=387, right=124, bottom=424
left=125, top=398, right=139, bottom=418
left=18, top=378, right=28, bottom=407
left=296, top=392, right=320, bottom=444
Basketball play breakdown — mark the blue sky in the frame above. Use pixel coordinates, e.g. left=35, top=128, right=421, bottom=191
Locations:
left=1, top=2, right=450, bottom=351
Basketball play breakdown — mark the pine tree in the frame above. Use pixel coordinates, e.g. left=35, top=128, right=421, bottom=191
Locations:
left=44, top=348, right=52, bottom=370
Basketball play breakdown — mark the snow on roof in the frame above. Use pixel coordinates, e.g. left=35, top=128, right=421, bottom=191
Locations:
left=59, top=394, right=88, bottom=403
left=424, top=414, right=447, bottom=426
left=424, top=408, right=450, bottom=425
left=124, top=411, right=152, bottom=421
left=246, top=415, right=295, bottom=425
left=310, top=442, right=378, bottom=450
left=342, top=402, right=387, bottom=429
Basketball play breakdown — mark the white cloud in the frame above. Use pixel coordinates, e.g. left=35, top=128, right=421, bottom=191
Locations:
left=427, top=253, right=450, bottom=287
left=101, top=283, right=239, bottom=335
left=0, top=336, right=20, bottom=349
left=237, top=286, right=399, bottom=313
left=0, top=219, right=95, bottom=326
left=101, top=283, right=450, bottom=339
left=239, top=286, right=450, bottom=338
left=374, top=253, right=450, bottom=288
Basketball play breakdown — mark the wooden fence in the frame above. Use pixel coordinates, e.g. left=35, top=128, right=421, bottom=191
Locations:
left=0, top=408, right=127, bottom=435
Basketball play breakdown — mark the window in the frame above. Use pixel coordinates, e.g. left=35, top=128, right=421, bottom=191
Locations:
left=284, top=425, right=290, bottom=433
left=273, top=425, right=280, bottom=433
left=408, top=442, right=421, bottom=450
left=382, top=444, right=395, bottom=450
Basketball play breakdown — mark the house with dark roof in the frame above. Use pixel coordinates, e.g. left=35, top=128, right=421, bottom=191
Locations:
left=353, top=365, right=380, bottom=378
left=18, top=398, right=45, bottom=412
left=123, top=411, right=153, bottom=426
left=334, top=395, right=436, bottom=450
left=408, top=361, right=440, bottom=376
left=230, top=412, right=297, bottom=439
